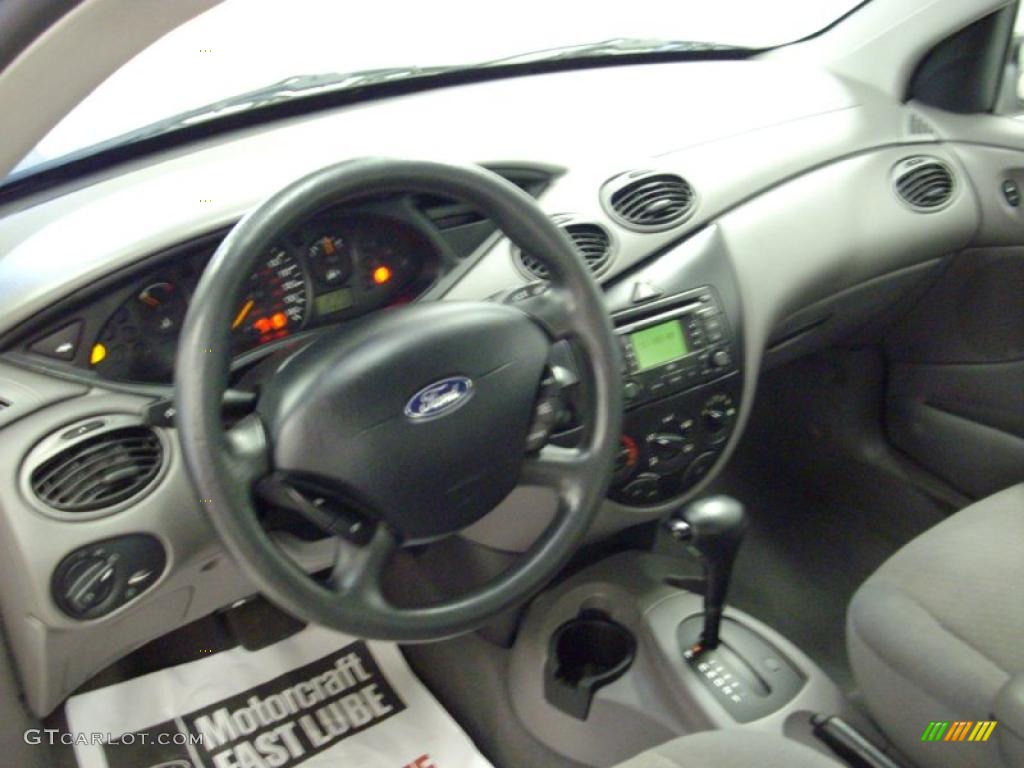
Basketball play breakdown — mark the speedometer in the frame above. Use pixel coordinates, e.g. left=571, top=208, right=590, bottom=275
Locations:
left=230, top=246, right=309, bottom=351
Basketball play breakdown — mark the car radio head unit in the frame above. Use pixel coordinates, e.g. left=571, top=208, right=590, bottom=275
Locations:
left=614, top=287, right=736, bottom=407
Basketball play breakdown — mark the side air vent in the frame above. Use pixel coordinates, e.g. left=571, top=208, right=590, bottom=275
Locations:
left=892, top=157, right=955, bottom=211
left=602, top=170, right=696, bottom=231
left=31, top=426, right=163, bottom=512
left=517, top=221, right=613, bottom=280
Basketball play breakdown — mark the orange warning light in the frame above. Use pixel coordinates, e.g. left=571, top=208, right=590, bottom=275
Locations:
left=253, top=317, right=273, bottom=334
left=372, top=265, right=393, bottom=285
left=271, top=312, right=288, bottom=330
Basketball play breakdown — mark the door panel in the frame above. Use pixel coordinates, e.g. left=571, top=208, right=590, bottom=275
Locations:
left=885, top=248, right=1024, bottom=498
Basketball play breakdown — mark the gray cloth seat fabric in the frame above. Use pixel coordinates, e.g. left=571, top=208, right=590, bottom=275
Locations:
left=612, top=729, right=842, bottom=767
left=847, top=482, right=1024, bottom=768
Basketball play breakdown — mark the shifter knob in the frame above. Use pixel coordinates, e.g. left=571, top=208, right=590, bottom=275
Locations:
left=665, top=495, right=747, bottom=649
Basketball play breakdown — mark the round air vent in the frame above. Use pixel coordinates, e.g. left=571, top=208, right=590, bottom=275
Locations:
left=30, top=425, right=163, bottom=513
left=602, top=170, right=696, bottom=231
left=516, top=220, right=613, bottom=280
left=892, top=157, right=955, bottom=211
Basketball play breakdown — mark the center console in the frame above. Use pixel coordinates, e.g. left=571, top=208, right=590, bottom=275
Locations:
left=609, top=286, right=741, bottom=505
left=503, top=487, right=890, bottom=766
left=505, top=548, right=860, bottom=768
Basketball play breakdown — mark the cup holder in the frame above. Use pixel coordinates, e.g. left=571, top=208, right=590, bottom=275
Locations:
left=544, top=610, right=637, bottom=720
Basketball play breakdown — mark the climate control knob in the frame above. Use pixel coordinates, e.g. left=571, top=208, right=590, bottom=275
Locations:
left=701, top=393, right=736, bottom=444
left=711, top=349, right=732, bottom=368
left=704, top=409, right=727, bottom=431
left=647, top=433, right=687, bottom=460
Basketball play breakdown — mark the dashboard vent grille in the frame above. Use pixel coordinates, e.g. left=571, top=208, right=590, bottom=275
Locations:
left=893, top=158, right=955, bottom=210
left=31, top=426, right=162, bottom=512
left=604, top=171, right=696, bottom=231
left=517, top=222, right=613, bottom=280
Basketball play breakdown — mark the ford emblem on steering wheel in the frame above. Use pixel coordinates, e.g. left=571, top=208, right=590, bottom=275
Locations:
left=404, top=376, right=474, bottom=420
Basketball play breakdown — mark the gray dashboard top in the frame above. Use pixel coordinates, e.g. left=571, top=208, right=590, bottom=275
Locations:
left=0, top=57, right=919, bottom=335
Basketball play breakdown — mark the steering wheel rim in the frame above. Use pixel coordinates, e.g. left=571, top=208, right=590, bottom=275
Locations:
left=175, top=158, right=622, bottom=640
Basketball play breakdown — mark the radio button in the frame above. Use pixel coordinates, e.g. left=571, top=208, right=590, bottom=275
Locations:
left=624, top=380, right=643, bottom=402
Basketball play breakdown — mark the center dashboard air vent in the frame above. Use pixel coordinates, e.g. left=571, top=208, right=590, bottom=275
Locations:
left=30, top=425, right=163, bottom=513
left=602, top=170, right=696, bottom=231
left=516, top=219, right=614, bottom=280
left=892, top=156, right=955, bottom=211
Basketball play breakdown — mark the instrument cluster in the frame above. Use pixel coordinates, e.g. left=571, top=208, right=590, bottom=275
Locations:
left=83, top=210, right=438, bottom=384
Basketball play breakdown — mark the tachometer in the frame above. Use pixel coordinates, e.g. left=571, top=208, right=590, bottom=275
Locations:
left=231, top=247, right=309, bottom=351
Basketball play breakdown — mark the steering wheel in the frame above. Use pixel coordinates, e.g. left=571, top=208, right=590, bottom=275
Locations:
left=174, top=158, right=622, bottom=641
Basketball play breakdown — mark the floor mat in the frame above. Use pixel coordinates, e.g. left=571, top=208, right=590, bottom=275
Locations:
left=64, top=625, right=494, bottom=768
left=689, top=350, right=952, bottom=692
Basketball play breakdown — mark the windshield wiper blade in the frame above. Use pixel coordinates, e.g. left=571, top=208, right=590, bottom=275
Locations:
left=123, top=66, right=455, bottom=139
left=67, top=38, right=747, bottom=150
left=477, top=37, right=749, bottom=67
left=0, top=66, right=457, bottom=184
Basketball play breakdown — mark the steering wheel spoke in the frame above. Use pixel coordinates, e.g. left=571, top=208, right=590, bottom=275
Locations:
left=224, top=413, right=271, bottom=485
left=329, top=524, right=396, bottom=602
left=520, top=444, right=590, bottom=493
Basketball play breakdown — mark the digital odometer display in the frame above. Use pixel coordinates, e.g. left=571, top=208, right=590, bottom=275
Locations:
left=314, top=287, right=354, bottom=316
left=628, top=319, right=689, bottom=371
left=231, top=247, right=308, bottom=351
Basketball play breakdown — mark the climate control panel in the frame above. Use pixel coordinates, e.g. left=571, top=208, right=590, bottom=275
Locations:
left=609, top=373, right=741, bottom=505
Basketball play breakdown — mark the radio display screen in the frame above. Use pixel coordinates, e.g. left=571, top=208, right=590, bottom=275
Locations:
left=628, top=319, right=689, bottom=371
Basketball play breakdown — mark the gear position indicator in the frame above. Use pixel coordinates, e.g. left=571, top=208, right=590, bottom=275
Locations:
left=678, top=615, right=807, bottom=723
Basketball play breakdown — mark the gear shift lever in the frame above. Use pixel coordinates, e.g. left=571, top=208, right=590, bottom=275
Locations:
left=665, top=495, right=747, bottom=649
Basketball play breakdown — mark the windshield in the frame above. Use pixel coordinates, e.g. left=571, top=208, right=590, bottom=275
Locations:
left=14, top=0, right=865, bottom=178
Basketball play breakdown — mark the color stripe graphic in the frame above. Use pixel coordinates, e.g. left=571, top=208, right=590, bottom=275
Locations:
left=921, top=720, right=996, bottom=742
